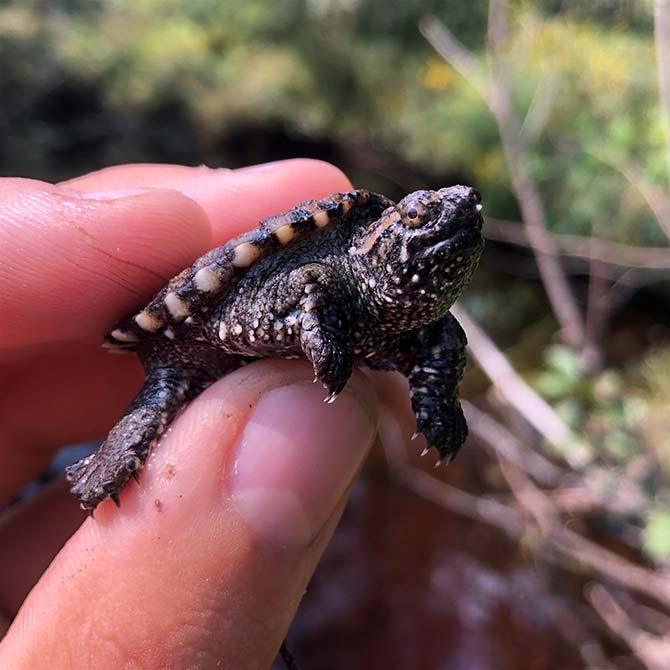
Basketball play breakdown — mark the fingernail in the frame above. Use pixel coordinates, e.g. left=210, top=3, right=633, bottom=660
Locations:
left=230, top=382, right=377, bottom=547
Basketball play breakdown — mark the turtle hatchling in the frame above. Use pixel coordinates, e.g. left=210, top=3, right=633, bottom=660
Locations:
left=66, top=185, right=484, bottom=511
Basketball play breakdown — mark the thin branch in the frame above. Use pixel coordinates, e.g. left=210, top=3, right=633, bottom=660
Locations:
left=498, top=459, right=670, bottom=609
left=520, top=74, right=560, bottom=144
left=582, top=250, right=609, bottom=373
left=485, top=218, right=670, bottom=271
left=549, top=482, right=648, bottom=519
left=487, top=0, right=510, bottom=53
left=393, top=460, right=670, bottom=609
left=589, top=151, right=670, bottom=239
left=655, top=0, right=670, bottom=204
left=465, top=404, right=649, bottom=552
left=588, top=584, right=670, bottom=670
left=418, top=17, right=487, bottom=95
left=453, top=305, right=578, bottom=456
left=421, top=9, right=587, bottom=349
left=391, top=466, right=615, bottom=670
left=462, top=399, right=564, bottom=486
left=390, top=464, right=526, bottom=538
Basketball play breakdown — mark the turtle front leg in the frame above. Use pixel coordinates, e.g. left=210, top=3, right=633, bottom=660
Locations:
left=399, top=312, right=469, bottom=463
left=293, top=266, right=353, bottom=401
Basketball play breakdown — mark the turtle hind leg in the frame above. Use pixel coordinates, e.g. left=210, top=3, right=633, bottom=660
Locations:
left=66, top=365, right=217, bottom=512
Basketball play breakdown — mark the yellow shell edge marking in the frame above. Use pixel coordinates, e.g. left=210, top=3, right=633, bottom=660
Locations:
left=313, top=210, right=330, bottom=228
left=110, top=328, right=139, bottom=343
left=165, top=292, right=190, bottom=320
left=193, top=266, right=221, bottom=292
left=275, top=224, right=296, bottom=244
left=231, top=242, right=261, bottom=267
left=135, top=310, right=164, bottom=332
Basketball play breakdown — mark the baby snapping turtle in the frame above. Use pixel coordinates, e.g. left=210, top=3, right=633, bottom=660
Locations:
left=66, top=186, right=484, bottom=511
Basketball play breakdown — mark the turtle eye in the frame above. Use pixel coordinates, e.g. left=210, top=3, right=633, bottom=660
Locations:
left=401, top=202, right=425, bottom=226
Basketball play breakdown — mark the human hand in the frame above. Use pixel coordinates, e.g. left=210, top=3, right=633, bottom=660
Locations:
left=0, top=160, right=381, bottom=669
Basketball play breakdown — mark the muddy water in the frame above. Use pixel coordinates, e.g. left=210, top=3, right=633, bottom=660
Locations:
left=287, top=448, right=584, bottom=670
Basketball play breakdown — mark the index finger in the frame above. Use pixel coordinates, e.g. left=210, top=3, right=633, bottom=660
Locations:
left=1, top=160, right=352, bottom=348
left=62, top=159, right=353, bottom=245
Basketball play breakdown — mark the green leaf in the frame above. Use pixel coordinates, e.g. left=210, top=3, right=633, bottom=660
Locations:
left=643, top=510, right=670, bottom=561
left=545, top=345, right=583, bottom=383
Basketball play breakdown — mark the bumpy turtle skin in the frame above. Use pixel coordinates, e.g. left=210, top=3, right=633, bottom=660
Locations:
left=66, top=186, right=484, bottom=512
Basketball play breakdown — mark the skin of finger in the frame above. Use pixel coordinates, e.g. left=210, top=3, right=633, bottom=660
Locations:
left=0, top=380, right=410, bottom=626
left=1, top=160, right=351, bottom=348
left=0, top=480, right=85, bottom=618
left=0, top=179, right=213, bottom=348
left=0, top=378, right=411, bottom=617
left=0, top=361, right=378, bottom=670
left=61, top=159, right=353, bottom=245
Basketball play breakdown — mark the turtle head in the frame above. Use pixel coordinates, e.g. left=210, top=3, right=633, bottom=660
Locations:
left=350, top=185, right=484, bottom=329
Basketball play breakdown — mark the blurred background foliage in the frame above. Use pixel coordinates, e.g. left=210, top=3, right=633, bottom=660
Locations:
left=1, top=1, right=669, bottom=668
left=2, top=0, right=665, bottom=247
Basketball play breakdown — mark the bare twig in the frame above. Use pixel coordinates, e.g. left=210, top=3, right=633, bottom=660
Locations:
left=588, top=584, right=670, bottom=670
left=549, top=481, right=647, bottom=519
left=498, top=459, right=670, bottom=609
left=390, top=464, right=526, bottom=538
left=465, top=402, right=648, bottom=551
left=655, top=0, right=670, bottom=203
left=422, top=2, right=588, bottom=349
left=453, top=305, right=578, bottom=456
left=393, top=458, right=670, bottom=608
left=589, top=151, right=670, bottom=239
left=462, top=399, right=564, bottom=486
left=418, top=17, right=486, bottom=94
left=520, top=74, right=560, bottom=143
left=582, top=251, right=609, bottom=372
left=486, top=1, right=586, bottom=348
left=485, top=218, right=670, bottom=271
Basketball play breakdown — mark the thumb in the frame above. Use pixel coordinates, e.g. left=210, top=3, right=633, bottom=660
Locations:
left=0, top=360, right=378, bottom=670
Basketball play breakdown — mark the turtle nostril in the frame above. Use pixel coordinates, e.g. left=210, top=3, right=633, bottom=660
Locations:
left=456, top=189, right=482, bottom=218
